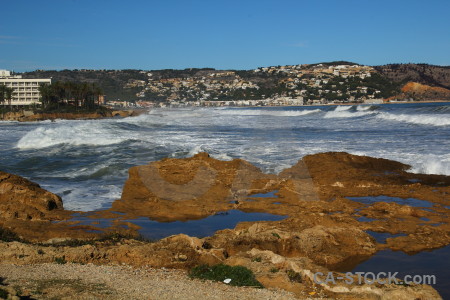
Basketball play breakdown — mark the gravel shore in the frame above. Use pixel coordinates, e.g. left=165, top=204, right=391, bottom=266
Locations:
left=0, top=263, right=297, bottom=300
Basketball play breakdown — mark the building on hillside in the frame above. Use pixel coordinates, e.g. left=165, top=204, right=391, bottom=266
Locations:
left=0, top=70, right=51, bottom=106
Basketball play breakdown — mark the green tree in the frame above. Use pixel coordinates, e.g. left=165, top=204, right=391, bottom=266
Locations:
left=0, top=84, right=14, bottom=112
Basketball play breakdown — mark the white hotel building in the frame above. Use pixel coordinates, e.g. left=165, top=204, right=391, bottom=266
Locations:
left=0, top=70, right=51, bottom=106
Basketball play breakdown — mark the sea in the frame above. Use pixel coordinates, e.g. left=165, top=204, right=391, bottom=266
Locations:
left=1, top=102, right=450, bottom=297
left=0, top=102, right=449, bottom=211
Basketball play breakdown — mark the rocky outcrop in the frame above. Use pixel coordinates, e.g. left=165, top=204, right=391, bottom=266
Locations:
left=1, top=109, right=143, bottom=122
left=113, top=152, right=278, bottom=221
left=0, top=171, right=63, bottom=221
left=0, top=235, right=441, bottom=299
left=0, top=152, right=449, bottom=299
left=398, top=82, right=450, bottom=100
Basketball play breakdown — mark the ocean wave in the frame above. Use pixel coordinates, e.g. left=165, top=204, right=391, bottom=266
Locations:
left=356, top=105, right=378, bottom=111
left=186, top=145, right=233, bottom=161
left=333, top=105, right=353, bottom=111
left=16, top=123, right=130, bottom=149
left=56, top=184, right=122, bottom=211
left=409, top=156, right=450, bottom=176
left=377, top=112, right=450, bottom=126
left=411, top=104, right=450, bottom=114
left=219, top=108, right=322, bottom=117
left=323, top=110, right=377, bottom=119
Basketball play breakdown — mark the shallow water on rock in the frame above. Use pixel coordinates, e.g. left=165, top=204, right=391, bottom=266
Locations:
left=64, top=209, right=287, bottom=240
left=249, top=190, right=279, bottom=198
left=126, top=210, right=287, bottom=239
left=365, top=230, right=407, bottom=243
left=348, top=195, right=433, bottom=207
left=350, top=245, right=450, bottom=299
left=357, top=216, right=376, bottom=222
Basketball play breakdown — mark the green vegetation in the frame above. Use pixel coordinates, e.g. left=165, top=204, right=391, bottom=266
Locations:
left=38, top=232, right=154, bottom=248
left=0, top=84, right=14, bottom=118
left=0, top=226, right=21, bottom=242
left=23, top=69, right=148, bottom=102
left=30, top=278, right=111, bottom=297
left=54, top=256, right=67, bottom=264
left=21, top=62, right=446, bottom=104
left=0, top=287, right=8, bottom=299
left=251, top=256, right=262, bottom=262
left=310, top=61, right=360, bottom=67
left=38, top=81, right=103, bottom=111
left=189, top=264, right=263, bottom=288
left=0, top=84, right=14, bottom=107
left=269, top=267, right=279, bottom=273
left=286, top=270, right=302, bottom=283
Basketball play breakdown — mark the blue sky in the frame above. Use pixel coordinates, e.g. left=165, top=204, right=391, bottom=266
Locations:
left=1, top=0, right=449, bottom=72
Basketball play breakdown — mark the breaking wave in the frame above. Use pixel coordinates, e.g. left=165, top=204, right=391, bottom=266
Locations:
left=334, top=105, right=353, bottom=111
left=16, top=122, right=131, bottom=149
left=377, top=112, right=450, bottom=126
left=218, top=108, right=322, bottom=117
left=409, top=155, right=450, bottom=176
left=356, top=105, right=377, bottom=111
left=323, top=110, right=377, bottom=119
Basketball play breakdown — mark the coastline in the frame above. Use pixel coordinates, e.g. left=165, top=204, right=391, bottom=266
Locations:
left=0, top=152, right=448, bottom=299
left=259, top=99, right=450, bottom=108
left=0, top=108, right=147, bottom=122
left=1, top=101, right=449, bottom=121
left=179, top=99, right=450, bottom=109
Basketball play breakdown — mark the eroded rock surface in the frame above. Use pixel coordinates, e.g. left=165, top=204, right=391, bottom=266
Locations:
left=0, top=171, right=63, bottom=220
left=1, top=152, right=449, bottom=299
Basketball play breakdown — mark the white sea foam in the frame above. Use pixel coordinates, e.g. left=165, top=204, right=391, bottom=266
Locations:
left=218, top=109, right=321, bottom=117
left=57, top=184, right=123, bottom=211
left=409, top=155, right=450, bottom=176
left=16, top=122, right=130, bottom=149
left=334, top=105, right=353, bottom=111
left=356, top=105, right=373, bottom=111
left=187, top=145, right=205, bottom=156
left=212, top=152, right=233, bottom=161
left=323, top=110, right=377, bottom=119
left=4, top=104, right=450, bottom=211
left=377, top=112, right=450, bottom=126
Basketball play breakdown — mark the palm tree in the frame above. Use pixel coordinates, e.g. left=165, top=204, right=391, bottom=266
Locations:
left=5, top=86, right=13, bottom=110
left=0, top=84, right=6, bottom=118
left=38, top=84, right=51, bottom=107
left=0, top=84, right=5, bottom=106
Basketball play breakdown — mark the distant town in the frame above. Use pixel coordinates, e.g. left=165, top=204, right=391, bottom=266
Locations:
left=2, top=61, right=450, bottom=109
left=115, top=63, right=382, bottom=108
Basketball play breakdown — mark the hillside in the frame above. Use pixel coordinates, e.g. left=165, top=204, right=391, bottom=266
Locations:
left=398, top=81, right=450, bottom=101
left=374, top=64, right=450, bottom=89
left=19, top=63, right=450, bottom=104
left=22, top=69, right=148, bottom=102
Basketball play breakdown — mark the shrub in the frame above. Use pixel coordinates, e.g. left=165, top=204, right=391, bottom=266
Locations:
left=251, top=257, right=262, bottom=262
left=189, top=264, right=263, bottom=288
left=0, top=227, right=21, bottom=242
left=286, top=270, right=302, bottom=283
left=54, top=256, right=67, bottom=264
left=0, top=288, right=8, bottom=299
left=271, top=232, right=281, bottom=239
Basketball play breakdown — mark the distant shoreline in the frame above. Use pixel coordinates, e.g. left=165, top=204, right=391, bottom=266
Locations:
left=0, top=109, right=146, bottom=122
left=206, top=100, right=450, bottom=109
